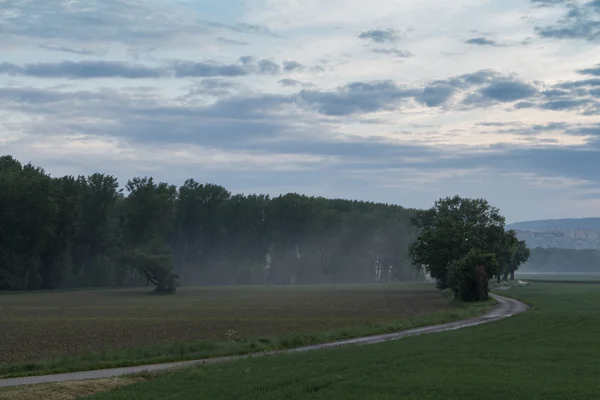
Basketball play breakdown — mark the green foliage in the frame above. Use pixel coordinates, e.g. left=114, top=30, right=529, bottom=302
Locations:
left=409, top=195, right=530, bottom=301
left=0, top=155, right=424, bottom=292
left=126, top=236, right=178, bottom=293
left=447, top=249, right=498, bottom=301
left=409, top=195, right=506, bottom=290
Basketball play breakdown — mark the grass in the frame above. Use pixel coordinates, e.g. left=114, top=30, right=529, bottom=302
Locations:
left=0, top=283, right=491, bottom=378
left=516, top=272, right=600, bottom=283
left=84, top=282, right=600, bottom=400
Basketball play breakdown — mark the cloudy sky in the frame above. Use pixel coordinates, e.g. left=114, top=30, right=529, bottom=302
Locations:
left=2, top=0, right=600, bottom=222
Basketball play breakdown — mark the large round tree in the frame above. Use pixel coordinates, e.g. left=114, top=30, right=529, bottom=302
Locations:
left=409, top=195, right=506, bottom=292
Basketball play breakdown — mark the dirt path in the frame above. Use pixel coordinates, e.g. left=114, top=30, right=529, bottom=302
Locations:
left=0, top=293, right=527, bottom=388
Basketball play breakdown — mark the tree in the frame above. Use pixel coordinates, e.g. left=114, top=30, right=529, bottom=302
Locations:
left=496, top=230, right=519, bottom=283
left=72, top=174, right=120, bottom=276
left=508, top=240, right=530, bottom=280
left=2, top=154, right=432, bottom=292
left=409, top=196, right=506, bottom=290
left=174, top=180, right=230, bottom=279
left=125, top=235, right=178, bottom=293
left=448, top=248, right=498, bottom=301
left=121, top=177, right=178, bottom=293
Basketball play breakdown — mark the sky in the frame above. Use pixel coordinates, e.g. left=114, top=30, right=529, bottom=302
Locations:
left=1, top=0, right=600, bottom=223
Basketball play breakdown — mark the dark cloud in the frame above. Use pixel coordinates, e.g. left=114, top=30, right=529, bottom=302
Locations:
left=542, top=89, right=571, bottom=97
left=183, top=79, right=239, bottom=98
left=541, top=98, right=598, bottom=110
left=0, top=86, right=115, bottom=105
left=433, top=70, right=499, bottom=89
left=283, top=61, right=305, bottom=72
left=465, top=80, right=538, bottom=106
left=590, top=88, right=600, bottom=97
left=416, top=85, right=456, bottom=107
left=170, top=61, right=247, bottom=77
left=0, top=61, right=166, bottom=79
left=534, top=1, right=600, bottom=42
left=465, top=37, right=502, bottom=47
left=372, top=48, right=413, bottom=57
left=38, top=44, right=95, bottom=55
left=216, top=37, right=250, bottom=46
left=279, top=79, right=306, bottom=87
left=578, top=65, right=600, bottom=76
left=358, top=29, right=400, bottom=43
left=479, top=81, right=538, bottom=102
left=257, top=59, right=281, bottom=75
left=298, top=81, right=419, bottom=116
left=0, top=58, right=291, bottom=79
left=514, top=101, right=536, bottom=109
left=556, top=78, right=600, bottom=89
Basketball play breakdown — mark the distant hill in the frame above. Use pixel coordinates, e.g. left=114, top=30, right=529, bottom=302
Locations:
left=508, top=218, right=600, bottom=231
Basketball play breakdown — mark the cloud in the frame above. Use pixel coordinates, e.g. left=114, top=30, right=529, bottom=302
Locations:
left=372, top=48, right=413, bottom=57
left=529, top=0, right=571, bottom=6
left=465, top=80, right=538, bottom=106
left=298, top=81, right=419, bottom=116
left=207, top=22, right=278, bottom=37
left=542, top=89, right=571, bottom=97
left=257, top=59, right=281, bottom=74
left=182, top=79, right=239, bottom=98
left=38, top=44, right=95, bottom=55
left=0, top=58, right=292, bottom=79
left=556, top=78, right=600, bottom=88
left=0, top=61, right=167, bottom=79
left=416, top=85, right=456, bottom=107
left=0, top=0, right=278, bottom=50
left=283, top=61, right=304, bottom=72
left=534, top=1, right=600, bottom=42
left=541, top=98, right=598, bottom=111
left=578, top=64, right=600, bottom=76
left=465, top=37, right=502, bottom=47
left=479, top=81, right=538, bottom=102
left=216, top=37, right=251, bottom=46
left=357, top=29, right=400, bottom=43
left=278, top=79, right=313, bottom=87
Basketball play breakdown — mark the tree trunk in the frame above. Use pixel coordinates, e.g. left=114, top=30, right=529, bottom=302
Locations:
left=180, top=235, right=188, bottom=278
left=510, top=270, right=515, bottom=280
left=79, top=242, right=92, bottom=275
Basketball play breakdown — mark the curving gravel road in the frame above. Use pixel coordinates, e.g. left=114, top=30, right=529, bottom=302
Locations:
left=0, top=293, right=527, bottom=388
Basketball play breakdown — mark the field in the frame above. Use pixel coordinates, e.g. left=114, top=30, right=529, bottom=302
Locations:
left=516, top=271, right=600, bottom=283
left=0, top=283, right=490, bottom=377
left=84, top=282, right=600, bottom=400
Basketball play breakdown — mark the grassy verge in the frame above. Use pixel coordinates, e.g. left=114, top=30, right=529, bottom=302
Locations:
left=86, top=283, right=600, bottom=400
left=0, top=298, right=492, bottom=379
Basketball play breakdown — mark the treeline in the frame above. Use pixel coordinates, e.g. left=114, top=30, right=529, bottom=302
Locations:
left=0, top=155, right=424, bottom=291
left=522, top=248, right=600, bottom=273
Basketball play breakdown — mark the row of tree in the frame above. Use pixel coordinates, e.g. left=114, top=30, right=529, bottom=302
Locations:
left=1, top=155, right=426, bottom=292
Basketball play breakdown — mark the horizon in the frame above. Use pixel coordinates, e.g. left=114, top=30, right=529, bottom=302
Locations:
left=2, top=0, right=600, bottom=223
